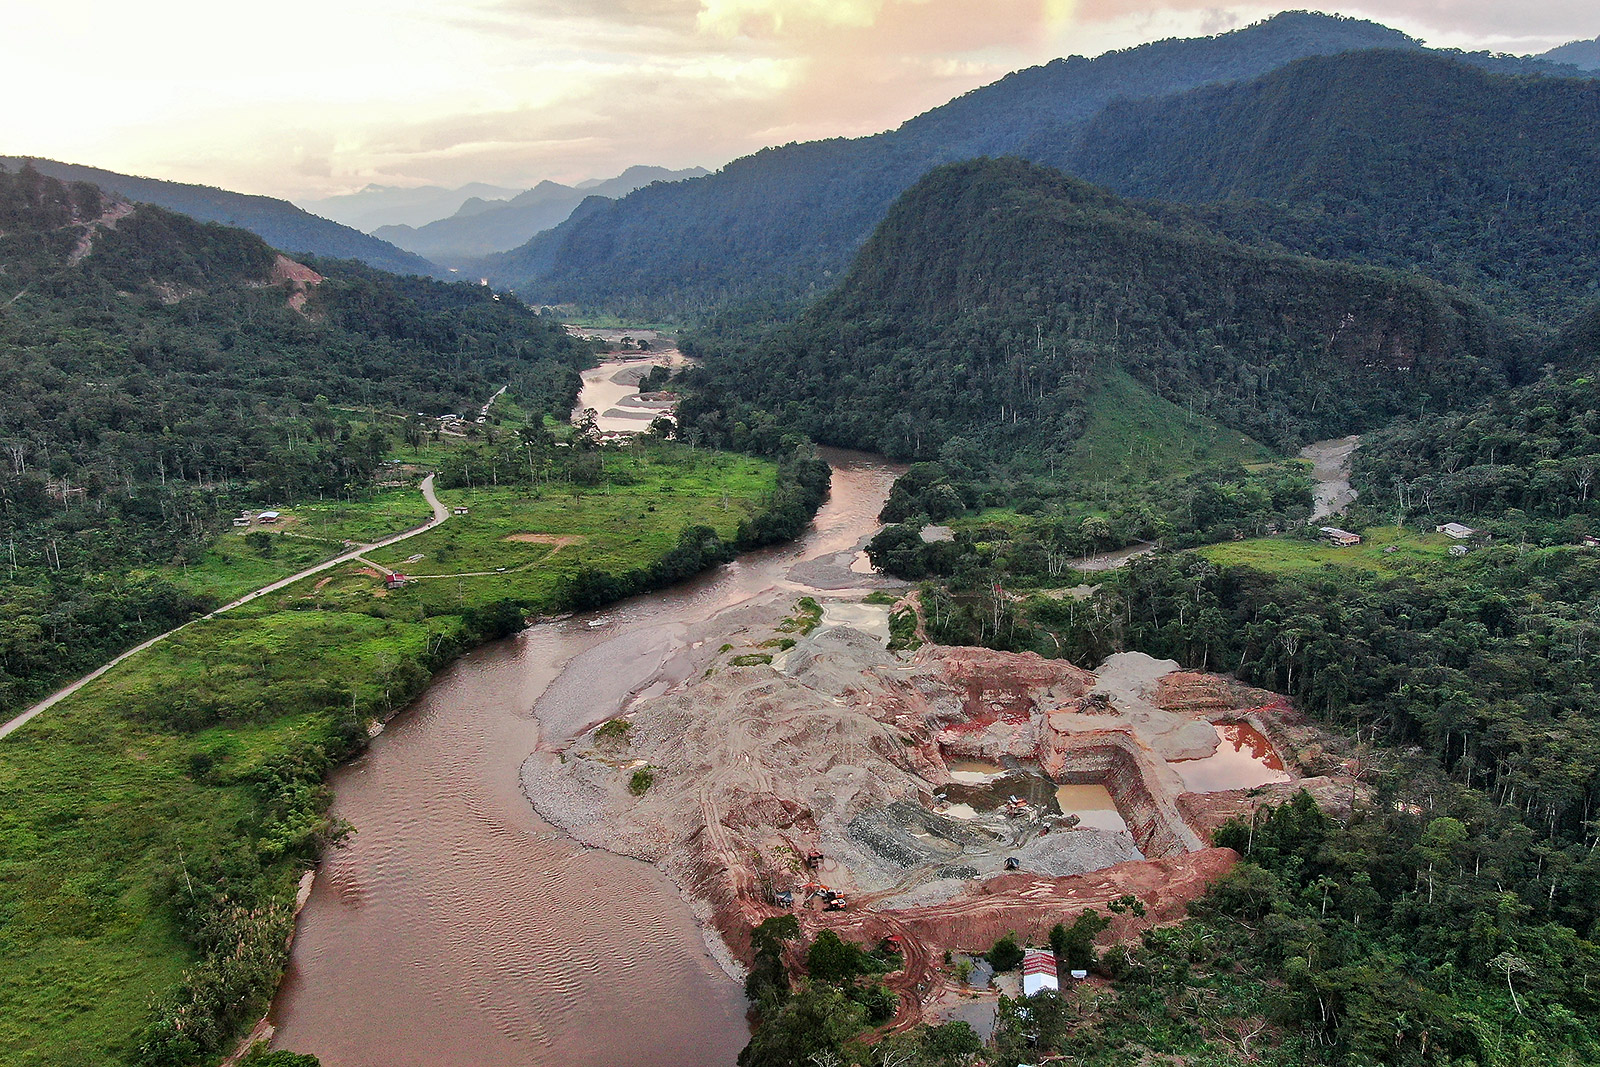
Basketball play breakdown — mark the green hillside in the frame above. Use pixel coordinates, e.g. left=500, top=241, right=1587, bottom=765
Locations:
left=1068, top=367, right=1273, bottom=482
left=1065, top=50, right=1600, bottom=322
left=2, top=156, right=441, bottom=278
left=682, top=157, right=1524, bottom=464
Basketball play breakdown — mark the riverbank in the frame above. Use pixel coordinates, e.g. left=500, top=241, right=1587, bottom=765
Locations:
left=0, top=440, right=800, bottom=1067
left=266, top=449, right=903, bottom=1066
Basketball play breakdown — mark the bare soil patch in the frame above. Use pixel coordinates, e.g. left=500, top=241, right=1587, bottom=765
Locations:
left=503, top=533, right=585, bottom=554
left=521, top=613, right=1353, bottom=1031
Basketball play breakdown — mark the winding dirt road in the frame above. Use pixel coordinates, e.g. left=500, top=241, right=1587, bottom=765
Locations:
left=0, top=475, right=449, bottom=741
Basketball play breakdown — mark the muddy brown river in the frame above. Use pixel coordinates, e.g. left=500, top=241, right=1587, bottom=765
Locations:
left=268, top=449, right=901, bottom=1066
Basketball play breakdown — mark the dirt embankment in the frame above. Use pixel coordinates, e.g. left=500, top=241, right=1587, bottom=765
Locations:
left=271, top=254, right=323, bottom=312
left=1302, top=435, right=1360, bottom=520
left=522, top=613, right=1354, bottom=1029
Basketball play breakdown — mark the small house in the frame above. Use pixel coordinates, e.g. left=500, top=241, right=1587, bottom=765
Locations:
left=385, top=573, right=408, bottom=589
left=1449, top=545, right=1469, bottom=557
left=232, top=514, right=252, bottom=527
left=1436, top=522, right=1476, bottom=540
left=1320, top=526, right=1361, bottom=547
left=257, top=511, right=281, bottom=523
left=452, top=506, right=469, bottom=516
left=1022, top=949, right=1059, bottom=997
left=1581, top=535, right=1599, bottom=549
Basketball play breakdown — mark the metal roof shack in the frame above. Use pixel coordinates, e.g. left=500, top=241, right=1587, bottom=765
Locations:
left=1436, top=522, right=1476, bottom=539
left=1319, top=526, right=1361, bottom=546
left=1022, top=948, right=1059, bottom=997
left=257, top=511, right=281, bottom=523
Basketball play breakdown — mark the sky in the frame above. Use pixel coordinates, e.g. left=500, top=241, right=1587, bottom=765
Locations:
left=2, top=1, right=1596, bottom=202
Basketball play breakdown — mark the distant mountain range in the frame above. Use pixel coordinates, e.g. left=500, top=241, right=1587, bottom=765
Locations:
left=0, top=157, right=440, bottom=277
left=370, top=165, right=708, bottom=264
left=300, top=182, right=523, bottom=231
left=480, top=12, right=1593, bottom=318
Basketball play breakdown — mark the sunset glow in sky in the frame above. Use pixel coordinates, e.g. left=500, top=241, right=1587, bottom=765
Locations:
left=3, top=1, right=1595, bottom=200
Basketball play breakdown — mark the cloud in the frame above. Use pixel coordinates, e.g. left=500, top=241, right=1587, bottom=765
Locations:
left=697, top=0, right=917, bottom=35
left=3, top=1, right=1595, bottom=201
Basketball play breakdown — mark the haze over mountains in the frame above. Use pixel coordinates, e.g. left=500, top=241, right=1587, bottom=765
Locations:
left=300, top=182, right=524, bottom=231
left=368, top=165, right=709, bottom=264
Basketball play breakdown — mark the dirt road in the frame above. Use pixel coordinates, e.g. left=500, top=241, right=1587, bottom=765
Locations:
left=0, top=475, right=450, bottom=741
left=1302, top=435, right=1360, bottom=521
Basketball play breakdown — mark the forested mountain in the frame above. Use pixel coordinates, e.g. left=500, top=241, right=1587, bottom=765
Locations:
left=1541, top=35, right=1600, bottom=71
left=375, top=165, right=708, bottom=262
left=1058, top=50, right=1600, bottom=323
left=1352, top=312, right=1600, bottom=538
left=681, top=158, right=1524, bottom=465
left=0, top=165, right=587, bottom=715
left=486, top=13, right=1590, bottom=319
left=484, top=12, right=1422, bottom=314
left=1, top=157, right=442, bottom=278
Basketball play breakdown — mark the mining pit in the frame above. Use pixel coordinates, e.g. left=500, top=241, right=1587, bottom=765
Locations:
left=522, top=602, right=1356, bottom=1033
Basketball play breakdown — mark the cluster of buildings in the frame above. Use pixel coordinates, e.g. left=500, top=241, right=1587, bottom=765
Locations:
left=1317, top=521, right=1478, bottom=550
left=232, top=510, right=281, bottom=528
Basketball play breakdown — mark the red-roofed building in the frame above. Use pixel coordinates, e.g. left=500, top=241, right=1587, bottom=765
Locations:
left=1022, top=949, right=1058, bottom=996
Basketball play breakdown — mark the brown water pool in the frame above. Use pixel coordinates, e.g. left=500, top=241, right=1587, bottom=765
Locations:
left=1170, top=722, right=1291, bottom=793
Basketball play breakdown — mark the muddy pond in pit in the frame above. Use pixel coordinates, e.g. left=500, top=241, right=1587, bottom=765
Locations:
left=1172, top=722, right=1291, bottom=794
left=940, top=760, right=1135, bottom=837
left=269, top=449, right=903, bottom=1066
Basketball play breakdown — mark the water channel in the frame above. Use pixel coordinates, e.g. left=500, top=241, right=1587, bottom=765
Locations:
left=269, top=437, right=902, bottom=1064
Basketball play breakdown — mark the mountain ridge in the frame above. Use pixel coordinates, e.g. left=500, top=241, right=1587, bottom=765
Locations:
left=482, top=12, right=1588, bottom=318
left=373, top=165, right=708, bottom=263
left=680, top=158, right=1527, bottom=462
left=1058, top=49, right=1600, bottom=323
left=1, top=156, right=442, bottom=278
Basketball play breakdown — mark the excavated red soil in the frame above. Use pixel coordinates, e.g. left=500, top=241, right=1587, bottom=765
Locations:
left=810, top=848, right=1239, bottom=1034
left=527, top=623, right=1352, bottom=1033
left=272, top=254, right=323, bottom=312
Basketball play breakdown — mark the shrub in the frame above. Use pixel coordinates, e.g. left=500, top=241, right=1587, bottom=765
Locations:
left=629, top=767, right=654, bottom=795
left=987, top=934, right=1025, bottom=972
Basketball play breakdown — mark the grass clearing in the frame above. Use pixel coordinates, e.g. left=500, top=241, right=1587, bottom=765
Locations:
left=156, top=487, right=435, bottom=606
left=353, top=446, right=773, bottom=613
left=1071, top=368, right=1274, bottom=482
left=0, top=440, right=780, bottom=1067
left=1200, top=526, right=1457, bottom=574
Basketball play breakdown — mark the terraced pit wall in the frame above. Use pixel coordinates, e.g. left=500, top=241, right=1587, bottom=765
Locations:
left=1051, top=742, right=1193, bottom=858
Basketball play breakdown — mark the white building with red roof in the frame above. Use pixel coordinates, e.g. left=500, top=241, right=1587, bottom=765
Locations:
left=1022, top=948, right=1058, bottom=996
